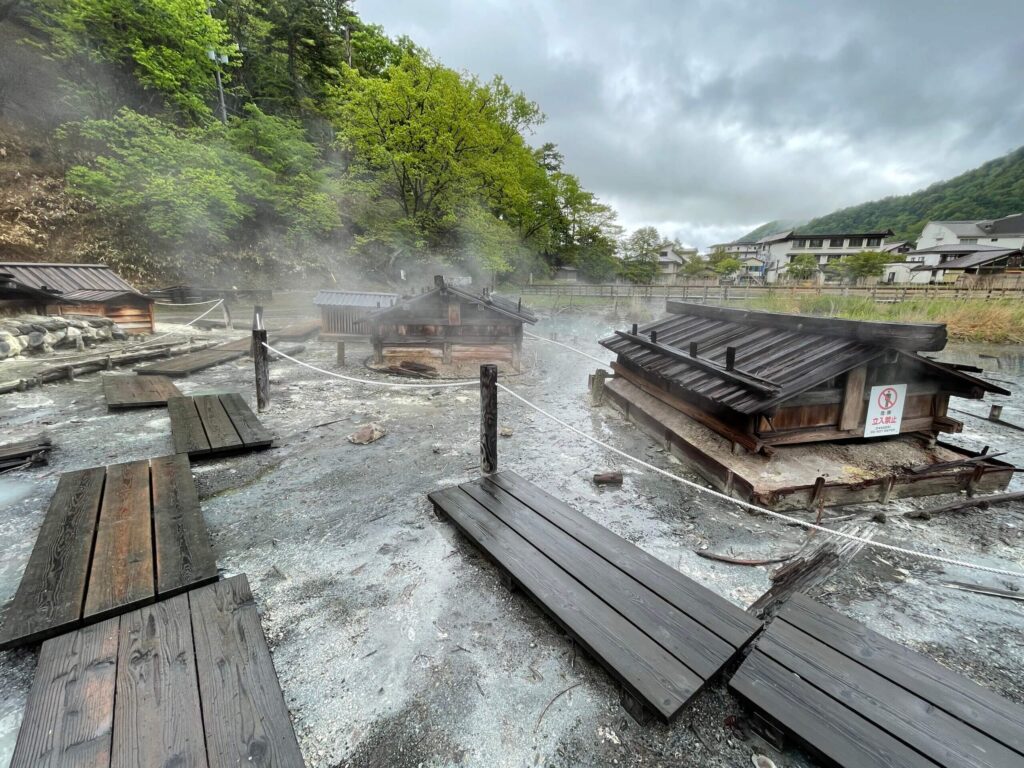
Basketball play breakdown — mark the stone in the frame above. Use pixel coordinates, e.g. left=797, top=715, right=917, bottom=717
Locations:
left=110, top=325, right=128, bottom=340
left=22, top=315, right=67, bottom=332
left=0, top=331, right=24, bottom=359
left=63, top=316, right=87, bottom=329
left=347, top=423, right=386, bottom=445
left=59, top=326, right=82, bottom=348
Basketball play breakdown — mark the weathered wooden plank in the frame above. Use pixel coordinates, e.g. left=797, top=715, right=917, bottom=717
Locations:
left=430, top=485, right=701, bottom=721
left=112, top=594, right=207, bottom=768
left=762, top=619, right=1021, bottom=768
left=194, top=395, right=245, bottom=453
left=104, top=374, right=182, bottom=408
left=460, top=481, right=734, bottom=680
left=136, top=346, right=248, bottom=377
left=486, top=471, right=761, bottom=649
left=838, top=365, right=867, bottom=431
left=0, top=467, right=105, bottom=649
left=84, top=461, right=155, bottom=620
left=779, top=592, right=1024, bottom=756
left=219, top=393, right=274, bottom=447
left=168, top=396, right=212, bottom=456
left=729, top=650, right=935, bottom=768
left=151, top=454, right=218, bottom=597
left=190, top=575, right=305, bottom=767
left=11, top=616, right=120, bottom=768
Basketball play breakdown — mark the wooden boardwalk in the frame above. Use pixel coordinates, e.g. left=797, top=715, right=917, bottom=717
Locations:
left=429, top=471, right=762, bottom=722
left=0, top=454, right=217, bottom=650
left=10, top=574, right=304, bottom=768
left=730, top=592, right=1024, bottom=767
left=136, top=342, right=250, bottom=377
left=103, top=374, right=182, bottom=408
left=168, top=393, right=274, bottom=458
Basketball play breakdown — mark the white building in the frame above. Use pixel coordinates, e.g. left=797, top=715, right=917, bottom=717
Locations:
left=708, top=240, right=759, bottom=260
left=755, top=230, right=894, bottom=283
left=656, top=244, right=698, bottom=283
left=889, top=243, right=1013, bottom=284
left=916, top=213, right=1024, bottom=251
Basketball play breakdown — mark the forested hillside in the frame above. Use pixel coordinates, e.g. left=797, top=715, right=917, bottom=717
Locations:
left=0, top=0, right=621, bottom=286
left=803, top=147, right=1024, bottom=240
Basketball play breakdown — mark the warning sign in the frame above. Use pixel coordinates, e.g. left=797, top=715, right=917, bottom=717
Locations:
left=864, top=383, right=906, bottom=437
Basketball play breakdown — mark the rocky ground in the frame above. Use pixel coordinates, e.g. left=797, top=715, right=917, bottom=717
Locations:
left=0, top=313, right=127, bottom=359
left=0, top=297, right=1022, bottom=768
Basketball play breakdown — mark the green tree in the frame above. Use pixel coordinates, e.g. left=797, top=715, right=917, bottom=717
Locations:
left=837, top=251, right=897, bottom=283
left=786, top=253, right=819, bottom=281
left=712, top=256, right=743, bottom=278
left=681, top=256, right=710, bottom=277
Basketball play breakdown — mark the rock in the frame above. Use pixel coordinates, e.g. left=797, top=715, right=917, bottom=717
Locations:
left=95, top=325, right=113, bottom=341
left=0, top=331, right=24, bottom=359
left=872, top=511, right=888, bottom=523
left=27, top=330, right=58, bottom=348
left=110, top=324, right=128, bottom=340
left=59, top=326, right=82, bottom=349
left=752, top=757, right=777, bottom=768
left=63, top=316, right=87, bottom=329
left=347, top=423, right=386, bottom=445
left=20, top=314, right=67, bottom=332
left=66, top=314, right=114, bottom=327
left=593, top=471, right=624, bottom=486
left=499, top=425, right=514, bottom=437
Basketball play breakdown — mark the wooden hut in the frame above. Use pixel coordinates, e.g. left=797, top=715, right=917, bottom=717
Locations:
left=598, top=302, right=1013, bottom=508
left=314, top=290, right=398, bottom=340
left=367, top=276, right=536, bottom=371
left=0, top=262, right=154, bottom=333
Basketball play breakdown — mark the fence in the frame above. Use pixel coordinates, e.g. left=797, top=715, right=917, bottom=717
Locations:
left=515, top=282, right=1024, bottom=303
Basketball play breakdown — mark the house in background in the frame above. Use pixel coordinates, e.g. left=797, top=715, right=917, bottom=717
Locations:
left=655, top=244, right=698, bottom=284
left=0, top=262, right=154, bottom=333
left=708, top=240, right=759, bottom=261
left=314, top=290, right=398, bottom=339
left=916, top=213, right=1024, bottom=251
left=910, top=246, right=1024, bottom=285
left=755, top=230, right=895, bottom=283
left=552, top=265, right=579, bottom=282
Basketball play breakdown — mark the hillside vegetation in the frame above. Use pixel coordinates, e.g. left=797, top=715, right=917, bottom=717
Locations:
left=0, top=0, right=621, bottom=286
left=803, top=148, right=1024, bottom=240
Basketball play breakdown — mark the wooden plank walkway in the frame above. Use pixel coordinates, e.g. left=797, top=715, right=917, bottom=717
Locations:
left=168, top=393, right=274, bottom=458
left=729, top=592, right=1024, bottom=767
left=428, top=470, right=762, bottom=722
left=0, top=434, right=51, bottom=472
left=0, top=454, right=218, bottom=650
left=274, top=319, right=321, bottom=341
left=103, top=374, right=183, bottom=408
left=136, top=342, right=250, bottom=377
left=10, top=574, right=304, bottom=768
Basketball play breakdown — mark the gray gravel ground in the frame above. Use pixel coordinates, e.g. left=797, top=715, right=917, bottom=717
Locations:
left=1, top=295, right=1022, bottom=768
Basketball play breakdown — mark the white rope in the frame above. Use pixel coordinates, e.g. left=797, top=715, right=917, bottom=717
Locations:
left=263, top=342, right=477, bottom=389
left=525, top=330, right=611, bottom=367
left=495, top=382, right=1024, bottom=579
left=154, top=298, right=224, bottom=307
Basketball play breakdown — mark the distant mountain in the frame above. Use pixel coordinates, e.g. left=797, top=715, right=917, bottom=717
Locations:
left=738, top=219, right=803, bottom=242
left=803, top=147, right=1024, bottom=240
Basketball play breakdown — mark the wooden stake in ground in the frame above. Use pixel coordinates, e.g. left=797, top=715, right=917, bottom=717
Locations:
left=480, top=364, right=498, bottom=475
left=252, top=327, right=270, bottom=412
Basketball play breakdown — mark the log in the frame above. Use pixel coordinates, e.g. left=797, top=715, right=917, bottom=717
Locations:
left=252, top=328, right=270, bottom=412
left=592, top=471, right=623, bottom=486
left=908, top=452, right=1006, bottom=474
left=906, top=490, right=1024, bottom=518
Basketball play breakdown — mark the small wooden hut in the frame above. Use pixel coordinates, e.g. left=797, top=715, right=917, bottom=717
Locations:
left=367, top=276, right=536, bottom=371
left=0, top=262, right=154, bottom=333
left=598, top=302, right=1013, bottom=507
left=314, top=290, right=398, bottom=340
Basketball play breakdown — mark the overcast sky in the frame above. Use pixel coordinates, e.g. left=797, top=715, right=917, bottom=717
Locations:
left=357, top=0, right=1024, bottom=249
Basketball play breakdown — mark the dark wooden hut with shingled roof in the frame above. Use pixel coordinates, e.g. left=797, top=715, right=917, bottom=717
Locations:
left=601, top=301, right=1009, bottom=452
left=367, top=276, right=536, bottom=371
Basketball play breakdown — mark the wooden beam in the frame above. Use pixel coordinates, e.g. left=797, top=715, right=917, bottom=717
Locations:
left=838, top=365, right=867, bottom=431
left=665, top=300, right=948, bottom=351
left=480, top=364, right=498, bottom=474
left=613, top=331, right=779, bottom=396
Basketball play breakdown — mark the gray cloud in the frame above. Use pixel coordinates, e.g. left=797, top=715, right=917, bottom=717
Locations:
left=356, top=0, right=1024, bottom=248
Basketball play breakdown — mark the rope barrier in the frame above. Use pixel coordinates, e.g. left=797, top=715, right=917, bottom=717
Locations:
left=262, top=343, right=477, bottom=389
left=524, top=330, right=611, bottom=367
left=495, top=382, right=1024, bottom=579
left=261, top=340, right=1023, bottom=578
left=154, top=298, right=225, bottom=307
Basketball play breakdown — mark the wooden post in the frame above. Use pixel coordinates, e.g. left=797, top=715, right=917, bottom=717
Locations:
left=689, top=341, right=698, bottom=358
left=631, top=323, right=638, bottom=335
left=591, top=368, right=608, bottom=406
left=725, top=346, right=736, bottom=371
left=839, top=365, right=868, bottom=432
left=222, top=301, right=233, bottom=330
left=480, top=364, right=498, bottom=474
left=650, top=330, right=658, bottom=344
left=989, top=404, right=1003, bottom=421
left=336, top=341, right=345, bottom=366
left=253, top=327, right=270, bottom=412
left=252, top=304, right=264, bottom=330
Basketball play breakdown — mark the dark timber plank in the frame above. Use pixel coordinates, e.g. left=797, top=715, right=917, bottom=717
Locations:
left=460, top=480, right=733, bottom=680
left=729, top=650, right=935, bottom=768
left=485, top=471, right=760, bottom=649
left=136, top=345, right=249, bottom=377
left=169, top=396, right=212, bottom=456
left=0, top=467, right=105, bottom=649
left=219, top=393, right=274, bottom=447
left=112, top=593, right=207, bottom=768
left=151, top=454, right=218, bottom=597
left=779, top=592, right=1024, bottom=756
left=430, top=485, right=701, bottom=720
left=84, top=460, right=155, bottom=620
left=10, top=616, right=120, bottom=768
left=104, top=374, right=182, bottom=408
left=194, top=395, right=244, bottom=453
left=190, top=574, right=305, bottom=767
left=760, top=619, right=1021, bottom=768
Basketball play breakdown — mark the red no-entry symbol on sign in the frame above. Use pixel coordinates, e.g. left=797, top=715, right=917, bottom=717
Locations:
left=877, top=386, right=899, bottom=410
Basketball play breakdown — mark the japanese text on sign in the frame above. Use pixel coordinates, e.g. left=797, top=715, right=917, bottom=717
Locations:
left=864, top=383, right=906, bottom=437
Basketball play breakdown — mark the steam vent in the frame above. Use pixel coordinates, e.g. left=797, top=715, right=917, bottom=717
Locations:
left=598, top=301, right=1014, bottom=509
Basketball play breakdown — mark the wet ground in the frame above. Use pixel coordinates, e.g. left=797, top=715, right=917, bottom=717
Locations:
left=1, top=293, right=1022, bottom=767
